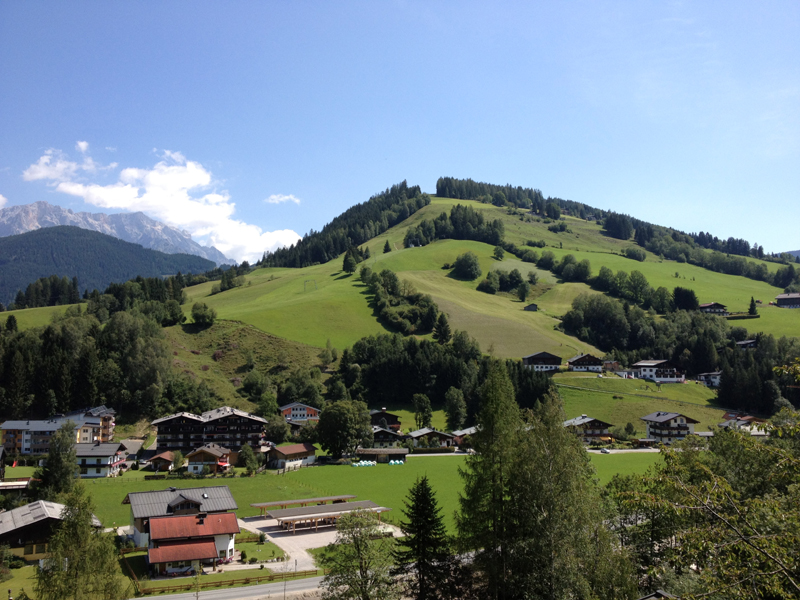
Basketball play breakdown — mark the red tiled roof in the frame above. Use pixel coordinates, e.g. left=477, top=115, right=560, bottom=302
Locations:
left=148, top=540, right=218, bottom=564
left=149, top=512, right=240, bottom=541
left=271, top=443, right=316, bottom=457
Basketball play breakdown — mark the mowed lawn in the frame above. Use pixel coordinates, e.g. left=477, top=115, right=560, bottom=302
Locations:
left=4, top=304, right=76, bottom=331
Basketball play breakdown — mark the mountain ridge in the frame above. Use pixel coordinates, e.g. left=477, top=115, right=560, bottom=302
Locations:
left=0, top=201, right=234, bottom=265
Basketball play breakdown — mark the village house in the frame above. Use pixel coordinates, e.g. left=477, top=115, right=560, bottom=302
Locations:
left=148, top=451, right=176, bottom=472
left=0, top=501, right=101, bottom=562
left=371, top=426, right=405, bottom=448
left=369, top=408, right=402, bottom=431
left=152, top=407, right=266, bottom=451
left=185, top=443, right=232, bottom=475
left=563, top=415, right=614, bottom=444
left=521, top=351, right=562, bottom=372
left=75, top=441, right=126, bottom=478
left=1, top=406, right=112, bottom=455
left=278, top=402, right=320, bottom=423
left=697, top=371, right=722, bottom=387
left=267, top=442, right=317, bottom=468
left=631, top=360, right=685, bottom=383
left=640, top=412, right=699, bottom=445
left=699, top=302, right=728, bottom=316
left=567, top=353, right=603, bottom=372
left=775, top=292, right=800, bottom=308
left=123, top=486, right=238, bottom=547
left=406, top=428, right=455, bottom=448
left=451, top=426, right=477, bottom=445
left=736, top=339, right=757, bottom=350
left=718, top=413, right=768, bottom=437
left=603, top=360, right=621, bottom=372
left=147, top=511, right=240, bottom=575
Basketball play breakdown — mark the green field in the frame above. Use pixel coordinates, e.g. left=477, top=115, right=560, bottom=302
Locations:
left=3, top=304, right=76, bottom=330
left=555, top=375, right=725, bottom=432
left=84, top=454, right=659, bottom=533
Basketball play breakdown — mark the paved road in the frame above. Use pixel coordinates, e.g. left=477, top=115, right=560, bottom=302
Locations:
left=164, top=575, right=324, bottom=600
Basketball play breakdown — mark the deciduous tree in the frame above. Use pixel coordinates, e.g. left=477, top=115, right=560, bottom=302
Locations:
left=317, top=400, right=372, bottom=458
left=35, top=421, right=78, bottom=500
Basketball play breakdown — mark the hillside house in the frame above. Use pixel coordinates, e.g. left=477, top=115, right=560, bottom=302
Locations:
left=775, top=292, right=800, bottom=308
left=567, top=354, right=603, bottom=372
left=75, top=442, right=126, bottom=478
left=563, top=415, right=614, bottom=443
left=279, top=402, right=321, bottom=423
left=631, top=360, right=685, bottom=383
left=369, top=408, right=401, bottom=431
left=147, top=512, right=240, bottom=575
left=522, top=351, right=562, bottom=372
left=641, top=412, right=699, bottom=445
left=268, top=443, right=316, bottom=468
left=185, top=443, right=232, bottom=475
left=407, top=428, right=454, bottom=448
left=603, top=360, right=621, bottom=372
left=523, top=303, right=538, bottom=312
left=371, top=426, right=405, bottom=448
left=152, top=407, right=266, bottom=451
left=0, top=501, right=101, bottom=562
left=697, top=371, right=722, bottom=387
left=123, top=486, right=238, bottom=547
left=699, top=302, right=728, bottom=315
left=736, top=339, right=757, bottom=350
left=718, top=414, right=768, bottom=437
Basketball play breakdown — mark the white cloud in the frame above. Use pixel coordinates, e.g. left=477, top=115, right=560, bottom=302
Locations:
left=22, top=147, right=301, bottom=263
left=265, top=194, right=301, bottom=205
left=76, top=140, right=89, bottom=153
left=0, top=194, right=7, bottom=208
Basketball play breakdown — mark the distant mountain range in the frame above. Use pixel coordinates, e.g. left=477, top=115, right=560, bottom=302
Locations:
left=0, top=201, right=234, bottom=265
left=0, top=226, right=216, bottom=305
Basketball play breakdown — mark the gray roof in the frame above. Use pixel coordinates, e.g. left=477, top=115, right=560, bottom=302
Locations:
left=267, top=500, right=385, bottom=520
left=566, top=353, right=601, bottom=363
left=452, top=426, right=477, bottom=437
left=152, top=406, right=267, bottom=426
left=124, top=486, right=238, bottom=519
left=563, top=415, right=613, bottom=428
left=74, top=442, right=125, bottom=457
left=371, top=426, right=403, bottom=437
left=641, top=411, right=699, bottom=424
left=0, top=417, right=99, bottom=432
left=0, top=501, right=101, bottom=536
left=407, top=428, right=454, bottom=439
left=632, top=360, right=671, bottom=367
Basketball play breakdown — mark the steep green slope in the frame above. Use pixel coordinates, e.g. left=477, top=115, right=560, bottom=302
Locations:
left=0, top=226, right=215, bottom=305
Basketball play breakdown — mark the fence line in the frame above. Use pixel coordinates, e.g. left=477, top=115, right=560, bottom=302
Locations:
left=138, top=569, right=320, bottom=595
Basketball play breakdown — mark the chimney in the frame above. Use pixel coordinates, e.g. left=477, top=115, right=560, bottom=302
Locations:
left=381, top=407, right=387, bottom=412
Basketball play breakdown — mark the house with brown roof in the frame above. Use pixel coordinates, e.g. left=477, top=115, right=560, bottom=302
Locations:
left=185, top=443, right=232, bottom=475
left=631, top=360, right=685, bottom=383
left=567, top=354, right=603, bottom=373
left=369, top=408, right=402, bottom=431
left=522, top=351, right=562, bottom=372
left=563, top=415, right=614, bottom=443
left=147, top=512, right=240, bottom=575
left=775, top=292, right=800, bottom=308
left=268, top=443, right=317, bottom=468
left=699, top=302, right=728, bottom=315
left=640, top=412, right=699, bottom=445
left=371, top=426, right=405, bottom=448
left=148, top=451, right=176, bottom=472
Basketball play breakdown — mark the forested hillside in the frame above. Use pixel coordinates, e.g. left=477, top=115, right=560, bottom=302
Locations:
left=0, top=226, right=215, bottom=305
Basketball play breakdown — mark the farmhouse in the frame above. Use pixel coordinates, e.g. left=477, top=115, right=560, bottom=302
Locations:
left=152, top=407, right=266, bottom=451
left=523, top=303, right=538, bottom=312
left=697, top=371, right=722, bottom=387
left=185, top=443, right=232, bottom=475
left=603, top=360, right=621, bottom=372
left=369, top=408, right=402, bottom=431
left=279, top=402, right=320, bottom=422
left=371, top=426, right=405, bottom=448
left=407, top=428, right=454, bottom=448
left=75, top=441, right=126, bottom=478
left=522, top=351, right=562, bottom=372
left=699, top=302, right=728, bottom=315
left=268, top=442, right=316, bottom=468
left=563, top=415, right=614, bottom=443
left=567, top=354, right=603, bottom=372
left=147, top=511, right=240, bottom=575
left=631, top=360, right=685, bottom=383
left=123, top=486, right=238, bottom=547
left=775, top=292, right=800, bottom=308
left=640, top=412, right=698, bottom=445
left=0, top=501, right=101, bottom=562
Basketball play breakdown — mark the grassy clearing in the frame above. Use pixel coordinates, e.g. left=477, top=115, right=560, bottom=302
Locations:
left=589, top=452, right=661, bottom=483
left=5, top=466, right=37, bottom=477
left=4, top=304, right=76, bottom=331
left=236, top=539, right=285, bottom=560
left=3, top=565, right=36, bottom=599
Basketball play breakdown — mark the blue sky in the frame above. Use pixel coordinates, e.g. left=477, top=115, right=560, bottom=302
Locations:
left=1, top=1, right=797, bottom=262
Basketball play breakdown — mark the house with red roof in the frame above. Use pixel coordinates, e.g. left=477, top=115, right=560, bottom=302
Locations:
left=147, top=512, right=240, bottom=575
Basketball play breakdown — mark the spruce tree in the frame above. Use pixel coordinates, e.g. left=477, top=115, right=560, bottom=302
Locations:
left=343, top=253, right=357, bottom=274
left=393, top=476, right=452, bottom=600
left=4, top=314, right=18, bottom=333
left=749, top=296, right=758, bottom=315
left=444, top=387, right=467, bottom=431
left=384, top=239, right=392, bottom=253
left=35, top=420, right=78, bottom=500
left=432, top=313, right=452, bottom=344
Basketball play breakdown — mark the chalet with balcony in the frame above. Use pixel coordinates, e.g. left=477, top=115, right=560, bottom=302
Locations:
left=268, top=443, right=317, bottom=468
left=699, top=302, right=728, bottom=315
left=369, top=408, right=402, bottom=431
left=775, top=292, right=800, bottom=308
left=563, top=415, right=614, bottom=443
left=697, top=371, right=722, bottom=387
left=407, top=428, right=454, bottom=448
left=75, top=442, right=126, bottom=478
left=186, top=443, right=232, bottom=475
left=123, top=486, right=238, bottom=547
left=631, top=360, right=685, bottom=383
left=567, top=354, right=603, bottom=372
left=522, top=351, right=562, bottom=372
left=279, top=402, right=320, bottom=423
left=147, top=511, right=240, bottom=575
left=640, top=412, right=699, bottom=445
left=371, top=426, right=405, bottom=448
left=152, top=407, right=266, bottom=451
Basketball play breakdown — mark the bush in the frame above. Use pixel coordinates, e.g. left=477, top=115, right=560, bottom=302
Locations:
left=249, top=557, right=258, bottom=564
left=625, top=247, right=646, bottom=262
left=452, top=252, right=482, bottom=280
left=191, top=302, right=217, bottom=326
left=240, top=551, right=247, bottom=562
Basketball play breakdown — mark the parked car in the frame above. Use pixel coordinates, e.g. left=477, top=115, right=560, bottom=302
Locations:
left=600, top=448, right=611, bottom=454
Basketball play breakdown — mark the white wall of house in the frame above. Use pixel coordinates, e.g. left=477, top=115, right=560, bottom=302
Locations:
left=214, top=533, right=236, bottom=559
left=645, top=417, right=695, bottom=444
left=275, top=454, right=315, bottom=468
left=569, top=365, right=602, bottom=372
left=526, top=364, right=560, bottom=372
